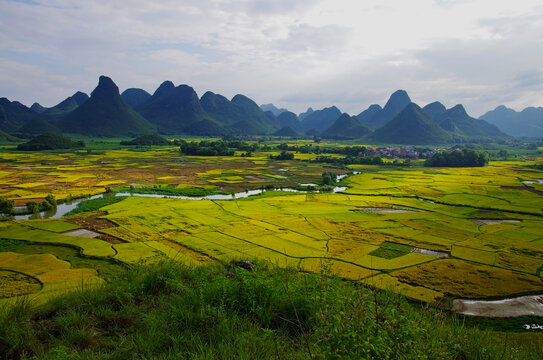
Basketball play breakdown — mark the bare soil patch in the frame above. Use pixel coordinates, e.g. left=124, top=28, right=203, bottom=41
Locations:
left=67, top=212, right=124, bottom=244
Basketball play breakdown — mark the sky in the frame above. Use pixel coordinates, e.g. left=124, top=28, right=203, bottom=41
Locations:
left=1, top=0, right=542, bottom=117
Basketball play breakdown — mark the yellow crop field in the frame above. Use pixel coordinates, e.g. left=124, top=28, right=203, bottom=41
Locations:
left=354, top=252, right=437, bottom=270
left=0, top=252, right=103, bottom=305
left=0, top=145, right=542, bottom=308
left=392, top=259, right=543, bottom=298
left=451, top=245, right=496, bottom=265
left=361, top=274, right=444, bottom=303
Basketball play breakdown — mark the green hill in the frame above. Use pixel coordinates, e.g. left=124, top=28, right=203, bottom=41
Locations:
left=120, top=133, right=170, bottom=146
left=300, top=106, right=342, bottom=132
left=17, top=132, right=84, bottom=151
left=370, top=103, right=451, bottom=144
left=479, top=105, right=543, bottom=137
left=15, top=117, right=60, bottom=137
left=273, top=126, right=299, bottom=137
left=0, top=98, right=38, bottom=133
left=58, top=76, right=155, bottom=137
left=230, top=94, right=278, bottom=134
left=298, top=107, right=314, bottom=121
left=436, top=105, right=506, bottom=138
left=121, top=88, right=151, bottom=109
left=322, top=113, right=371, bottom=139
left=30, top=102, right=47, bottom=113
left=200, top=92, right=279, bottom=135
left=200, top=91, right=243, bottom=129
left=422, top=101, right=447, bottom=120
left=356, top=104, right=382, bottom=123
left=0, top=109, right=20, bottom=141
left=136, top=81, right=216, bottom=135
left=361, top=90, right=411, bottom=129
left=276, top=111, right=302, bottom=132
left=44, top=96, right=78, bottom=120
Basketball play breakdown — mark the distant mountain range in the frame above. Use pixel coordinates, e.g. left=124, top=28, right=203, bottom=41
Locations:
left=479, top=105, right=543, bottom=137
left=0, top=75, right=540, bottom=143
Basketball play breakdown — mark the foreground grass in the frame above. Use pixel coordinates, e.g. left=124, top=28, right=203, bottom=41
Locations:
left=1, top=261, right=541, bottom=360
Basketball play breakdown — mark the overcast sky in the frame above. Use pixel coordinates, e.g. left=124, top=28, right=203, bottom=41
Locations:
left=1, top=0, right=542, bottom=117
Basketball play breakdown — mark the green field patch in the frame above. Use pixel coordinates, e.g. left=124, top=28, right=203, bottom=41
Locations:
left=113, top=242, right=163, bottom=264
left=172, top=233, right=246, bottom=260
left=27, top=220, right=81, bottom=233
left=369, top=242, right=414, bottom=259
left=451, top=245, right=496, bottom=266
left=0, top=224, right=115, bottom=258
left=176, top=183, right=216, bottom=189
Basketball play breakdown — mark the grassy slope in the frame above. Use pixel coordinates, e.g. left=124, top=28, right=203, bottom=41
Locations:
left=1, top=261, right=542, bottom=360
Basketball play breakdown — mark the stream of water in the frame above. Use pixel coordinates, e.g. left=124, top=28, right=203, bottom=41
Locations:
left=13, top=185, right=349, bottom=220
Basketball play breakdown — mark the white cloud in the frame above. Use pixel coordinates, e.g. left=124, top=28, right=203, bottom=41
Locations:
left=0, top=0, right=542, bottom=116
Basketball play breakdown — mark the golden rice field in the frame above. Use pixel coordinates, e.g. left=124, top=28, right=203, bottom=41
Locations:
left=0, top=147, right=338, bottom=205
left=0, top=143, right=542, bottom=309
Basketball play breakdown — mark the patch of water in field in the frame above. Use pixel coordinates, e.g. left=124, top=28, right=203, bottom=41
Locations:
left=354, top=206, right=422, bottom=213
left=522, top=179, right=543, bottom=184
left=13, top=194, right=105, bottom=220
left=412, top=248, right=449, bottom=258
left=453, top=295, right=543, bottom=318
left=62, top=229, right=101, bottom=238
left=470, top=219, right=521, bottom=225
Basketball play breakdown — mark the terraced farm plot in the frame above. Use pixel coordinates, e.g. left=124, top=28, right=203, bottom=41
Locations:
left=0, top=147, right=334, bottom=205
left=392, top=259, right=543, bottom=298
left=0, top=145, right=542, bottom=308
left=0, top=252, right=103, bottom=305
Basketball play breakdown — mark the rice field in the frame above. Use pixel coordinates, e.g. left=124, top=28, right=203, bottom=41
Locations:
left=0, top=142, right=542, bottom=309
left=0, top=147, right=339, bottom=205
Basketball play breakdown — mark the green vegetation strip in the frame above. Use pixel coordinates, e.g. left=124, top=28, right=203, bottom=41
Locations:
left=369, top=242, right=414, bottom=259
left=65, top=196, right=127, bottom=216
left=1, top=261, right=541, bottom=360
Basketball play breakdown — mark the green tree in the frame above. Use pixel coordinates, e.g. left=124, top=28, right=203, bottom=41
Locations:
left=321, top=172, right=338, bottom=186
left=41, top=194, right=57, bottom=211
left=0, top=197, right=14, bottom=215
left=26, top=201, right=40, bottom=213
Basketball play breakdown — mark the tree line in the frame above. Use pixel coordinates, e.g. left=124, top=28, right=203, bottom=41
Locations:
left=425, top=149, right=489, bottom=167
